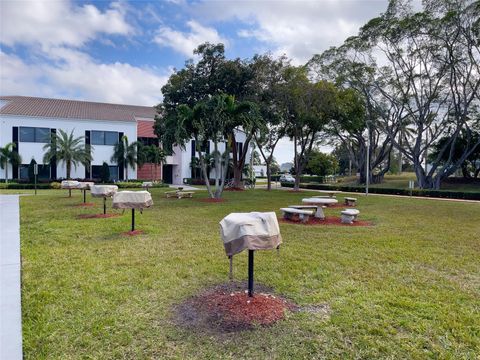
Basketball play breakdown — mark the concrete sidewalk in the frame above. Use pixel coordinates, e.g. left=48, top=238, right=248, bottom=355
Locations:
left=0, top=195, right=22, bottom=359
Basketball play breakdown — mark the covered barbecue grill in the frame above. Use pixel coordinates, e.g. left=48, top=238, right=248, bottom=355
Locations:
left=90, top=185, right=118, bottom=214
left=219, top=212, right=282, bottom=296
left=61, top=180, right=80, bottom=197
left=77, top=182, right=95, bottom=203
left=112, top=191, right=153, bottom=232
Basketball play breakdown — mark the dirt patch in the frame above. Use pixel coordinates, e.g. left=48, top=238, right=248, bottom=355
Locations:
left=279, top=216, right=373, bottom=226
left=121, top=230, right=145, bottom=236
left=198, top=198, right=227, bottom=203
left=299, top=303, right=331, bottom=319
left=77, top=214, right=120, bottom=219
left=287, top=190, right=306, bottom=193
left=174, top=281, right=297, bottom=333
left=74, top=203, right=95, bottom=207
left=224, top=187, right=244, bottom=191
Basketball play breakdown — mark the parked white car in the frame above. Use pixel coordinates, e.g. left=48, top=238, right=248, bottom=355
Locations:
left=279, top=174, right=295, bottom=183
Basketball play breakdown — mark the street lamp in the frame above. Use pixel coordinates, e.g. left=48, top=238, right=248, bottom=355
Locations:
left=365, top=122, right=370, bottom=196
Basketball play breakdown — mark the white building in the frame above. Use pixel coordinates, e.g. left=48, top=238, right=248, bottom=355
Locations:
left=0, top=96, right=249, bottom=185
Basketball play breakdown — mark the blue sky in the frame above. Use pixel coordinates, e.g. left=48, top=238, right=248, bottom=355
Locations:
left=0, top=0, right=388, bottom=163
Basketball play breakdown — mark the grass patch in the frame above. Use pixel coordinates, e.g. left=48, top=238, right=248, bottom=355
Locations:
left=18, top=189, right=480, bottom=358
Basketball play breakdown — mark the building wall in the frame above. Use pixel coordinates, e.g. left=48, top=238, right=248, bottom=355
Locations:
left=0, top=114, right=137, bottom=180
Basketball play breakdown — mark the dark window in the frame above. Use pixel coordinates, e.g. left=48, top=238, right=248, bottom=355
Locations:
left=19, top=127, right=50, bottom=143
left=91, top=130, right=118, bottom=145
left=138, top=137, right=159, bottom=146
left=19, top=127, right=35, bottom=142
left=91, top=165, right=118, bottom=181
left=91, top=131, right=105, bottom=145
left=105, top=131, right=118, bottom=145
left=35, top=128, right=50, bottom=143
left=19, top=164, right=50, bottom=180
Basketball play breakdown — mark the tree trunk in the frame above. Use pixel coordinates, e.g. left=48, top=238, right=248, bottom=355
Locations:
left=125, top=165, right=128, bottom=181
left=67, top=161, right=71, bottom=180
left=266, top=163, right=272, bottom=191
left=5, top=164, right=8, bottom=184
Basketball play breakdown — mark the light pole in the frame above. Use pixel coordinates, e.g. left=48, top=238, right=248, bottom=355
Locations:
left=365, top=123, right=370, bottom=196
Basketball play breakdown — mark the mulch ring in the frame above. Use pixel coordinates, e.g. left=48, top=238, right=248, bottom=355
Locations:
left=174, top=281, right=297, bottom=334
left=279, top=216, right=373, bottom=226
left=121, top=230, right=145, bottom=236
left=74, top=203, right=95, bottom=207
left=224, top=187, right=244, bottom=191
left=76, top=214, right=120, bottom=219
left=198, top=198, right=227, bottom=203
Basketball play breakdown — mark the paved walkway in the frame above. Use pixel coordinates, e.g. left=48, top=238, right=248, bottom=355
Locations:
left=0, top=195, right=22, bottom=359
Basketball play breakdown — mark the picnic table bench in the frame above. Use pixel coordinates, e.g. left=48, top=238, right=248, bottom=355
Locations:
left=288, top=204, right=326, bottom=219
left=340, top=209, right=360, bottom=224
left=344, top=197, right=357, bottom=206
left=280, top=207, right=315, bottom=223
left=165, top=190, right=194, bottom=199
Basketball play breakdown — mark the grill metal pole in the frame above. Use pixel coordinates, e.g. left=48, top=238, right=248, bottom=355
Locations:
left=248, top=250, right=254, bottom=297
left=83, top=189, right=86, bottom=203
left=103, top=197, right=106, bottom=215
left=131, top=209, right=135, bottom=232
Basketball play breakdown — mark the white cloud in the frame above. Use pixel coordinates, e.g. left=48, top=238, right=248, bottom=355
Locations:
left=0, top=50, right=169, bottom=106
left=193, top=0, right=388, bottom=64
left=0, top=0, right=134, bottom=49
left=154, top=20, right=228, bottom=57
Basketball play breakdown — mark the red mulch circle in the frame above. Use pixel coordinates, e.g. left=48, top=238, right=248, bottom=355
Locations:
left=224, top=187, right=244, bottom=191
left=174, top=282, right=297, bottom=333
left=198, top=198, right=227, bottom=203
left=287, top=190, right=305, bottom=193
left=202, top=291, right=293, bottom=326
left=75, top=203, right=95, bottom=207
left=121, top=230, right=145, bottom=236
left=279, top=216, right=373, bottom=226
left=77, top=214, right=120, bottom=219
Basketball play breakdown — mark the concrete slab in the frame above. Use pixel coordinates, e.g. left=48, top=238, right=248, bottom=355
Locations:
left=0, top=195, right=22, bottom=360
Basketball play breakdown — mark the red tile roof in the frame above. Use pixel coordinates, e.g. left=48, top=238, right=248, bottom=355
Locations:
left=0, top=96, right=156, bottom=122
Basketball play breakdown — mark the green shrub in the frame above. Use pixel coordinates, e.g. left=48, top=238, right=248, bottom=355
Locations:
left=50, top=182, right=61, bottom=189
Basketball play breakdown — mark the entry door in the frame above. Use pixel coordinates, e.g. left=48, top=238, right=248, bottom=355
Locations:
left=162, top=165, right=173, bottom=184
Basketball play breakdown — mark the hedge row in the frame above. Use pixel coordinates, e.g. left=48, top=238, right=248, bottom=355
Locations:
left=280, top=182, right=480, bottom=201
left=0, top=182, right=168, bottom=190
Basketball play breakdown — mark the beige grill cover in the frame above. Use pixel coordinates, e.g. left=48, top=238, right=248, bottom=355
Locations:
left=112, top=191, right=153, bottom=209
left=61, top=180, right=80, bottom=189
left=219, top=212, right=282, bottom=257
left=77, top=182, right=95, bottom=190
left=90, top=185, right=118, bottom=198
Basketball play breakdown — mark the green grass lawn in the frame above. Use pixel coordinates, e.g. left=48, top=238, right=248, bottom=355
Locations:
left=16, top=189, right=480, bottom=359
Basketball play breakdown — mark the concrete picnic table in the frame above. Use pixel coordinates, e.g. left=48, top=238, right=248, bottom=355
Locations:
left=312, top=190, right=342, bottom=198
left=302, top=197, right=339, bottom=207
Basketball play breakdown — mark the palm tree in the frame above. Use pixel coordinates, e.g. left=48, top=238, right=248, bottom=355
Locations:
left=43, top=129, right=92, bottom=180
left=146, top=145, right=165, bottom=181
left=0, top=143, right=22, bottom=183
left=111, top=135, right=138, bottom=181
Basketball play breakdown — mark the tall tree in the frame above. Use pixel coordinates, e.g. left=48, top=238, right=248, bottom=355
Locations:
left=252, top=54, right=290, bottom=190
left=43, top=129, right=91, bottom=180
left=281, top=67, right=337, bottom=190
left=0, top=142, right=21, bottom=183
left=308, top=42, right=398, bottom=185
left=111, top=135, right=138, bottom=181
left=355, top=0, right=480, bottom=189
